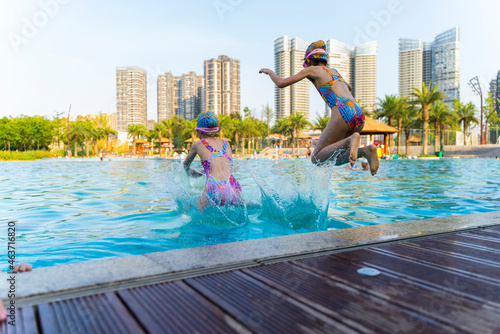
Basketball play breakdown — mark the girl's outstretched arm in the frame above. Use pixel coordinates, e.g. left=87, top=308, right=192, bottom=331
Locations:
left=183, top=143, right=203, bottom=177
left=259, top=67, right=314, bottom=88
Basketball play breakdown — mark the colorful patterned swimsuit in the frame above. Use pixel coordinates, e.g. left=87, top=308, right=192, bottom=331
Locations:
left=201, top=139, right=242, bottom=206
left=313, top=66, right=365, bottom=130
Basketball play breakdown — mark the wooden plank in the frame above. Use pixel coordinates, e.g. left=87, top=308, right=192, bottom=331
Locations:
left=38, top=292, right=144, bottom=334
left=407, top=238, right=500, bottom=264
left=185, top=270, right=356, bottom=333
left=19, top=306, right=39, bottom=334
left=335, top=249, right=500, bottom=306
left=294, top=254, right=500, bottom=333
left=376, top=243, right=500, bottom=283
left=438, top=234, right=500, bottom=250
left=118, top=280, right=247, bottom=334
left=466, top=228, right=500, bottom=237
left=243, top=262, right=458, bottom=333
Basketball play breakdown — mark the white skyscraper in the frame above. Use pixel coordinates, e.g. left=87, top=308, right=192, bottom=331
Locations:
left=116, top=66, right=147, bottom=132
left=399, top=39, right=423, bottom=101
left=274, top=36, right=309, bottom=120
left=352, top=41, right=378, bottom=113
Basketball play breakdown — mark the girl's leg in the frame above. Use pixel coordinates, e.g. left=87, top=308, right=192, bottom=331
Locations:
left=312, top=107, right=361, bottom=166
left=334, top=144, right=379, bottom=176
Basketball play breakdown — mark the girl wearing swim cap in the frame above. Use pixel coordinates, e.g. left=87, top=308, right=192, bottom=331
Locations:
left=260, top=40, right=379, bottom=175
left=183, top=111, right=243, bottom=209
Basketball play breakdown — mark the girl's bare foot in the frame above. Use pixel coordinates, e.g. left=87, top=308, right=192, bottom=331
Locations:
left=365, top=145, right=379, bottom=176
left=349, top=132, right=360, bottom=166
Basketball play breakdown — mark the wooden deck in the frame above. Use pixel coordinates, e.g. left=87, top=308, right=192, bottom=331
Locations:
left=3, top=226, right=500, bottom=333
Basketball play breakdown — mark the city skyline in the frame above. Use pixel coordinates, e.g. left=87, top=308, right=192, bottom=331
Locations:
left=2, top=1, right=499, bottom=122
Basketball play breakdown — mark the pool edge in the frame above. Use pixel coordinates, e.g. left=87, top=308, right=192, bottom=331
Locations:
left=4, top=210, right=500, bottom=307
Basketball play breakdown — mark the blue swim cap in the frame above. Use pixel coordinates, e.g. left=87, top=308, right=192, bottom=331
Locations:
left=196, top=111, right=219, bottom=131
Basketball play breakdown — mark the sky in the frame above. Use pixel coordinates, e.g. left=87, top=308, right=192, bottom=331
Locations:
left=1, top=0, right=499, bottom=123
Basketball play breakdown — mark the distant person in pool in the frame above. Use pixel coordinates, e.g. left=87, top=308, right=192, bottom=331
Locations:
left=1, top=263, right=32, bottom=323
left=260, top=40, right=379, bottom=175
left=183, top=111, right=243, bottom=209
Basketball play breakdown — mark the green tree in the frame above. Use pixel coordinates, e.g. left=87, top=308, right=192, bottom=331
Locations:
left=412, top=82, right=445, bottom=155
left=455, top=100, right=479, bottom=145
left=401, top=106, right=420, bottom=156
left=262, top=103, right=274, bottom=136
left=429, top=100, right=457, bottom=152
left=313, top=115, right=330, bottom=132
left=484, top=93, right=499, bottom=143
left=102, top=126, right=117, bottom=153
left=289, top=112, right=310, bottom=155
left=68, top=121, right=89, bottom=156
left=375, top=95, right=407, bottom=154
left=127, top=124, right=148, bottom=155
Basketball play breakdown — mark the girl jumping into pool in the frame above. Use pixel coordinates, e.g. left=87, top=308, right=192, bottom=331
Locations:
left=260, top=40, right=379, bottom=175
left=183, top=111, right=244, bottom=209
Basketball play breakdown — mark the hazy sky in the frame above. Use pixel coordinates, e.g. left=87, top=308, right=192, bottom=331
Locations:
left=1, top=0, right=499, bottom=122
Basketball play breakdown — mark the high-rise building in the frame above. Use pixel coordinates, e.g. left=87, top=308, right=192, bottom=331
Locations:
left=204, top=55, right=240, bottom=116
left=399, top=39, right=423, bottom=101
left=116, top=66, right=147, bottom=132
left=274, top=36, right=291, bottom=120
left=274, top=36, right=310, bottom=120
left=399, top=27, right=460, bottom=106
left=490, top=70, right=500, bottom=115
left=325, top=39, right=351, bottom=83
left=432, top=27, right=460, bottom=104
left=157, top=71, right=204, bottom=121
left=352, top=41, right=378, bottom=113
left=157, top=71, right=180, bottom=122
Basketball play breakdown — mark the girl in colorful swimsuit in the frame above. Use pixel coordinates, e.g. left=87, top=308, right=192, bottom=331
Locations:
left=260, top=40, right=379, bottom=175
left=183, top=111, right=243, bottom=209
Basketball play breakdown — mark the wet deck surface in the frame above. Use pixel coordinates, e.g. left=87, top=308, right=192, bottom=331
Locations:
left=3, top=226, right=500, bottom=333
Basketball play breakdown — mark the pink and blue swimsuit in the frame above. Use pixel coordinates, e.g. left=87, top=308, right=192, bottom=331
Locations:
left=313, top=66, right=365, bottom=130
left=201, top=139, right=242, bottom=206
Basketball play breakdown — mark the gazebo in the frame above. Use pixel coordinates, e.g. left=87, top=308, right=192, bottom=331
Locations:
left=361, top=117, right=398, bottom=155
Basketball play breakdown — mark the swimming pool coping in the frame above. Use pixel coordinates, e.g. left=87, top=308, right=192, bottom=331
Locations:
left=3, top=210, right=500, bottom=307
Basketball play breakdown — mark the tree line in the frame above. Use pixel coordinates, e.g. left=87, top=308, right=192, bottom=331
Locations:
left=373, top=82, right=499, bottom=155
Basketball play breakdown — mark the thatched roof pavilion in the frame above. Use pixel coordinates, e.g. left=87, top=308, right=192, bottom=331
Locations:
left=361, top=117, right=398, bottom=155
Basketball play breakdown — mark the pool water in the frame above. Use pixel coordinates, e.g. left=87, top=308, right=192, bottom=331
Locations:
left=1, top=158, right=499, bottom=270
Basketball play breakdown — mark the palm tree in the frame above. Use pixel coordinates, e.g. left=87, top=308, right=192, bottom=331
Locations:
left=127, top=124, right=148, bottom=154
left=400, top=106, right=419, bottom=156
left=262, top=103, right=274, bottom=136
left=68, top=121, right=88, bottom=157
left=484, top=93, right=499, bottom=143
left=289, top=112, right=310, bottom=155
left=218, top=115, right=233, bottom=140
left=375, top=95, right=407, bottom=154
left=313, top=115, right=330, bottom=132
left=154, top=121, right=167, bottom=157
left=412, top=82, right=445, bottom=155
left=429, top=100, right=457, bottom=152
left=102, top=126, right=117, bottom=153
left=183, top=120, right=197, bottom=149
left=455, top=100, right=479, bottom=145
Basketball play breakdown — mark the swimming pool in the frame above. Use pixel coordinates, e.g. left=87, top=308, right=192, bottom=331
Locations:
left=1, top=158, right=499, bottom=270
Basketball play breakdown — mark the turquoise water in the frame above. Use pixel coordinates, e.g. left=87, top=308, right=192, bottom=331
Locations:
left=1, top=158, right=499, bottom=270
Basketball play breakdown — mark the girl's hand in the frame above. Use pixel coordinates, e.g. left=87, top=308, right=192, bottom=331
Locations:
left=259, top=68, right=273, bottom=75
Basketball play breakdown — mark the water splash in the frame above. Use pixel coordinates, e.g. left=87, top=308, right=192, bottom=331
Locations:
left=160, top=162, right=249, bottom=230
left=245, top=158, right=336, bottom=230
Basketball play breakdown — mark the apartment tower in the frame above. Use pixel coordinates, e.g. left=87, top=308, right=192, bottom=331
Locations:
left=204, top=55, right=240, bottom=116
left=157, top=71, right=204, bottom=121
left=399, top=27, right=461, bottom=106
left=351, top=41, right=378, bottom=113
left=274, top=36, right=309, bottom=120
left=116, top=66, right=147, bottom=131
left=399, top=39, right=423, bottom=101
